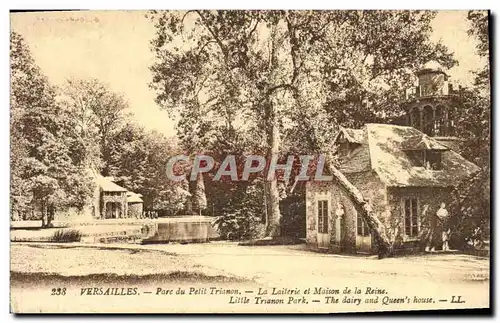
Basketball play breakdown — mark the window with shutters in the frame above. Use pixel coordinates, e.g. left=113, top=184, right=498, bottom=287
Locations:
left=317, top=200, right=329, bottom=234
left=404, top=198, right=419, bottom=238
left=357, top=213, right=370, bottom=236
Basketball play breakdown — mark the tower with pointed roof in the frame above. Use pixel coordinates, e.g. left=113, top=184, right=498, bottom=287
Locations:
left=401, top=61, right=463, bottom=152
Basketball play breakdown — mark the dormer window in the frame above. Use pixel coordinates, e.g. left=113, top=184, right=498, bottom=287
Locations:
left=402, top=134, right=448, bottom=170
left=337, top=141, right=360, bottom=158
left=426, top=151, right=442, bottom=170
left=407, top=150, right=442, bottom=170
left=334, top=127, right=365, bottom=160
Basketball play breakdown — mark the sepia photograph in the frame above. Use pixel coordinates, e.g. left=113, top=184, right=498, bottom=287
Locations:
left=9, top=8, right=491, bottom=314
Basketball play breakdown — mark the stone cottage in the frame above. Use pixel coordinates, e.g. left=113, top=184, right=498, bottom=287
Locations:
left=96, top=175, right=145, bottom=219
left=54, top=174, right=144, bottom=222
left=96, top=175, right=129, bottom=219
left=305, top=63, right=480, bottom=254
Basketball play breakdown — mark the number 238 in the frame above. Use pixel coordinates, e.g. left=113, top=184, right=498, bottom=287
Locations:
left=51, top=287, right=66, bottom=295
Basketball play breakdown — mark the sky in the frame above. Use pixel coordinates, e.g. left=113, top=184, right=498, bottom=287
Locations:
left=10, top=10, right=486, bottom=137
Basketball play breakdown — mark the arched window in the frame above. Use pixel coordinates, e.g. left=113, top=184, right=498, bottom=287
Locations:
left=423, top=105, right=434, bottom=136
left=105, top=202, right=122, bottom=219
left=448, top=107, right=455, bottom=136
left=434, top=105, right=445, bottom=136
left=410, top=107, right=420, bottom=129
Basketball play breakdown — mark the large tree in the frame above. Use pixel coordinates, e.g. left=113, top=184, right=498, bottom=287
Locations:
left=106, top=122, right=189, bottom=213
left=10, top=32, right=94, bottom=226
left=59, top=78, right=129, bottom=175
left=467, top=10, right=489, bottom=92
left=447, top=11, right=490, bottom=248
left=148, top=11, right=455, bottom=254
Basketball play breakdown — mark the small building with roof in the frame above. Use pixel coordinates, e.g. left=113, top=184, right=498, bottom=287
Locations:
left=126, top=192, right=144, bottom=218
left=53, top=174, right=144, bottom=222
left=305, top=62, right=480, bottom=254
left=97, top=176, right=128, bottom=219
left=306, top=124, right=479, bottom=254
left=93, top=175, right=144, bottom=219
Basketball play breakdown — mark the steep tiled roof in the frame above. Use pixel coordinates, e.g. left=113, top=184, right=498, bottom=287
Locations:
left=96, top=175, right=128, bottom=192
left=335, top=124, right=480, bottom=187
left=338, top=144, right=372, bottom=173
left=126, top=192, right=143, bottom=203
left=366, top=124, right=480, bottom=187
left=401, top=134, right=449, bottom=151
left=336, top=126, right=366, bottom=144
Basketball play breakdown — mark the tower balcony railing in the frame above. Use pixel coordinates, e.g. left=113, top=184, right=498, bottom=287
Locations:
left=404, top=84, right=462, bottom=101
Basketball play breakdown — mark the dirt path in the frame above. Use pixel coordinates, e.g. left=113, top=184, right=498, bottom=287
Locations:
left=11, top=242, right=489, bottom=285
left=10, top=242, right=490, bottom=313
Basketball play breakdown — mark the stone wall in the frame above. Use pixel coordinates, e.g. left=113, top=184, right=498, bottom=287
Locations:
left=347, top=171, right=388, bottom=253
left=305, top=181, right=326, bottom=246
left=142, top=216, right=217, bottom=243
left=128, top=202, right=143, bottom=218
left=329, top=178, right=358, bottom=253
left=307, top=173, right=454, bottom=253
left=306, top=171, right=387, bottom=254
left=101, top=192, right=128, bottom=219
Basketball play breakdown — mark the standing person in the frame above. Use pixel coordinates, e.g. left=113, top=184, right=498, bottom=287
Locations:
left=424, top=204, right=440, bottom=252
left=436, top=202, right=450, bottom=251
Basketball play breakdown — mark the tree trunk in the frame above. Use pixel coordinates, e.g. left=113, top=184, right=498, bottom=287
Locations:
left=186, top=199, right=194, bottom=215
left=325, top=158, right=393, bottom=258
left=193, top=172, right=207, bottom=214
left=263, top=181, right=269, bottom=226
left=264, top=101, right=282, bottom=238
left=264, top=180, right=281, bottom=237
left=187, top=179, right=195, bottom=215
left=40, top=200, right=47, bottom=228
left=47, top=203, right=54, bottom=228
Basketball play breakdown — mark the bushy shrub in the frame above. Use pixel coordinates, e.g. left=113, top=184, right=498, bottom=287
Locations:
left=280, top=195, right=306, bottom=239
left=214, top=209, right=264, bottom=240
left=448, top=213, right=489, bottom=250
left=50, top=229, right=82, bottom=242
left=448, top=171, right=490, bottom=250
left=211, top=179, right=266, bottom=240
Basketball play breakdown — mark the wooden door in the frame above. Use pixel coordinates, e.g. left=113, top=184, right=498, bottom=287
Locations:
left=356, top=212, right=372, bottom=253
left=105, top=202, right=112, bottom=219
left=317, top=200, right=330, bottom=249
